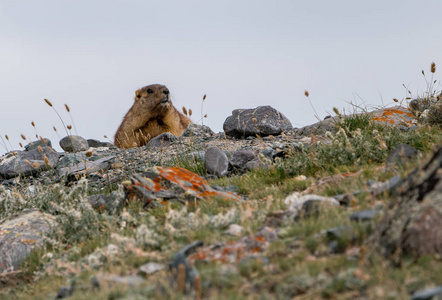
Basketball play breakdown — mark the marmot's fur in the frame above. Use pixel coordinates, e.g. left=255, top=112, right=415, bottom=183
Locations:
left=114, top=84, right=192, bottom=148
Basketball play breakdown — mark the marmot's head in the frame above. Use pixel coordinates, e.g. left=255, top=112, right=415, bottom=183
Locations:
left=135, top=84, right=171, bottom=116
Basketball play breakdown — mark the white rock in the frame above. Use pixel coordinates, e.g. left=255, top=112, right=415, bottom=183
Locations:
left=139, top=262, right=165, bottom=275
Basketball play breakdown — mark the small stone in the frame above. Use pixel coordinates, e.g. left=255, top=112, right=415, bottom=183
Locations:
left=181, top=124, right=215, bottom=137
left=205, top=147, right=229, bottom=176
left=139, top=262, right=165, bottom=275
left=229, top=150, right=256, bottom=172
left=386, top=143, right=419, bottom=167
left=260, top=148, right=276, bottom=159
left=59, top=135, right=89, bottom=152
left=411, top=286, right=442, bottom=300
left=227, top=224, right=243, bottom=236
left=87, top=139, right=113, bottom=148
left=146, top=132, right=177, bottom=150
left=284, top=193, right=340, bottom=219
left=349, top=210, right=379, bottom=222
left=244, top=158, right=268, bottom=171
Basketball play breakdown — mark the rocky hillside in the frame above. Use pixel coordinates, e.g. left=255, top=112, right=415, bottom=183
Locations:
left=1, top=98, right=442, bottom=299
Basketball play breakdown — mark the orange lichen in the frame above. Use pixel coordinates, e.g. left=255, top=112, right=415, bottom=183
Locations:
left=372, top=117, right=395, bottom=124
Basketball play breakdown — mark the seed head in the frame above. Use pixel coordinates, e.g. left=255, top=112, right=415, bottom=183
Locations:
left=67, top=125, right=72, bottom=130
left=252, top=118, right=257, bottom=123
left=5, top=135, right=9, bottom=141
left=189, top=109, right=193, bottom=116
left=44, top=99, right=53, bottom=107
left=85, top=150, right=93, bottom=158
left=65, top=104, right=70, bottom=112
left=203, top=94, right=206, bottom=101
left=204, top=114, right=207, bottom=118
left=431, top=62, right=436, bottom=74
left=43, top=154, right=50, bottom=166
left=37, top=146, right=43, bottom=153
left=19, top=142, right=23, bottom=148
left=53, top=126, right=57, bottom=132
left=104, top=135, right=108, bottom=139
left=422, top=70, right=425, bottom=76
left=31, top=121, right=35, bottom=127
left=24, top=159, right=32, bottom=166
left=304, top=90, right=309, bottom=97
left=32, top=162, right=40, bottom=168
left=182, top=106, right=188, bottom=116
left=393, top=98, right=399, bottom=102
left=21, top=134, right=26, bottom=140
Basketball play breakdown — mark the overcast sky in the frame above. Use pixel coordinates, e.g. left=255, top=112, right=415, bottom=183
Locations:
left=1, top=0, right=441, bottom=153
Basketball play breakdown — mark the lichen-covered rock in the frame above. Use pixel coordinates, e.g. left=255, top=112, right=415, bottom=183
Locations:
left=0, top=209, right=55, bottom=272
left=0, top=147, right=59, bottom=179
left=59, top=135, right=89, bottom=152
left=223, top=106, right=293, bottom=138
left=123, top=166, right=241, bottom=207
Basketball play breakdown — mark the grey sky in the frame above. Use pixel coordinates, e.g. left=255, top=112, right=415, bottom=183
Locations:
left=1, top=0, right=441, bottom=153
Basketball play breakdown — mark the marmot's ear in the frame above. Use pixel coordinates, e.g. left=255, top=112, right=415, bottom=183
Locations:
left=135, top=89, right=141, bottom=100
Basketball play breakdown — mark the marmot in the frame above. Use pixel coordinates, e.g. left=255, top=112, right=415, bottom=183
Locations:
left=114, top=84, right=192, bottom=148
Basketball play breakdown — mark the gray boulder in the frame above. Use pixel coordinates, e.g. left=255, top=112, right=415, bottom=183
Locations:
left=59, top=135, right=89, bottom=152
left=0, top=209, right=55, bottom=272
left=0, top=147, right=59, bottom=179
left=223, top=106, right=293, bottom=138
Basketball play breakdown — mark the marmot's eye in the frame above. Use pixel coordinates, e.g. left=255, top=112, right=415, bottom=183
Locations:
left=147, top=88, right=154, bottom=94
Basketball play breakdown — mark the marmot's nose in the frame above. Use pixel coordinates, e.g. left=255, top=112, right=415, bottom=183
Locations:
left=163, top=90, right=169, bottom=95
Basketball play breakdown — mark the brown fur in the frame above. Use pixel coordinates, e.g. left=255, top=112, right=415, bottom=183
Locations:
left=114, top=84, right=192, bottom=148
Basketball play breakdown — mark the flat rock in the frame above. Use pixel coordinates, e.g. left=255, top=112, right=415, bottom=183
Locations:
left=223, top=105, right=293, bottom=138
left=0, top=209, right=55, bottom=272
left=87, top=139, right=114, bottom=148
left=24, top=138, right=52, bottom=151
left=0, top=147, right=59, bottom=179
left=58, top=156, right=115, bottom=180
left=124, top=166, right=241, bottom=206
left=59, top=135, right=89, bottom=152
left=205, top=146, right=229, bottom=176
